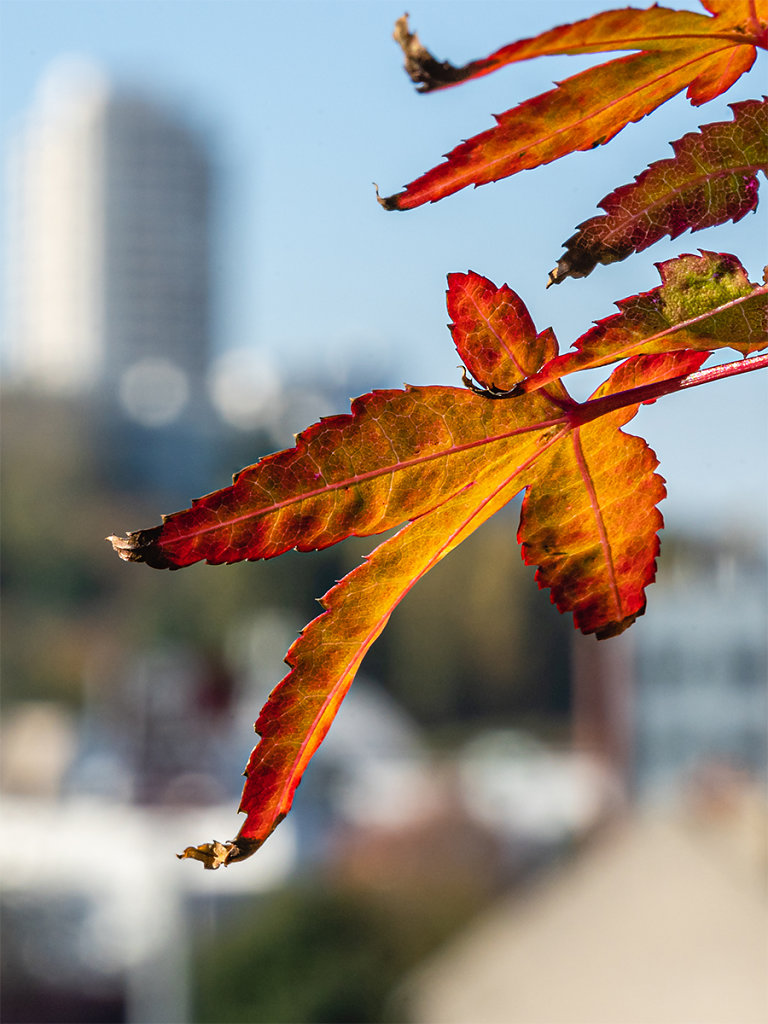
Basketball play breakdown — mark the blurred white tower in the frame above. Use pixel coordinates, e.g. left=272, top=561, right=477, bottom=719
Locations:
left=4, top=58, right=212, bottom=428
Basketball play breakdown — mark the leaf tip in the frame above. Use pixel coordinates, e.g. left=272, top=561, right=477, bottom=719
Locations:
left=546, top=267, right=561, bottom=289
left=393, top=12, right=462, bottom=92
left=374, top=182, right=405, bottom=210
left=108, top=525, right=172, bottom=569
left=177, top=837, right=261, bottom=869
left=548, top=253, right=595, bottom=288
left=177, top=840, right=234, bottom=869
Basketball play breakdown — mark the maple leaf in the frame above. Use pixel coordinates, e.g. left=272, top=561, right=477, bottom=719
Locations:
left=516, top=251, right=768, bottom=393
left=517, top=348, right=706, bottom=639
left=176, top=465, right=545, bottom=867
left=379, top=1, right=768, bottom=210
left=110, top=268, right=754, bottom=865
left=549, top=98, right=768, bottom=284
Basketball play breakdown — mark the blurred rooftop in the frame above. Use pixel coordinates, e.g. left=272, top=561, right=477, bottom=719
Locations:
left=403, top=800, right=768, bottom=1024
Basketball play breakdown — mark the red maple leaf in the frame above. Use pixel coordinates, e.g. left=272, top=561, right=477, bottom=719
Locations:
left=110, top=260, right=767, bottom=867
left=549, top=98, right=768, bottom=283
left=379, top=1, right=768, bottom=210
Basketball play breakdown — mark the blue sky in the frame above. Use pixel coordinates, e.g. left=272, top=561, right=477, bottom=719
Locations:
left=2, top=0, right=766, bottom=534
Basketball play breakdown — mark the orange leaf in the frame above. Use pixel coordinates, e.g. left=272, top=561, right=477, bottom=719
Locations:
left=110, top=384, right=562, bottom=570
left=180, top=464, right=543, bottom=866
left=521, top=251, right=768, bottom=393
left=112, top=271, right=746, bottom=863
left=447, top=271, right=556, bottom=390
left=549, top=98, right=768, bottom=284
left=519, top=349, right=707, bottom=639
left=175, top=350, right=713, bottom=865
left=380, top=3, right=766, bottom=210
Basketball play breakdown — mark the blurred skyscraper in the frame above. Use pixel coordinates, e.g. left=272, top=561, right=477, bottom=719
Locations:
left=3, top=58, right=212, bottom=431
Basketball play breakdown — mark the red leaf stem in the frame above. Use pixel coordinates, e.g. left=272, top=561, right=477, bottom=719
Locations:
left=574, top=350, right=768, bottom=425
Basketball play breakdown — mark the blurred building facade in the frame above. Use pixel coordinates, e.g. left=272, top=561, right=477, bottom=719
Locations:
left=631, top=538, right=767, bottom=796
left=4, top=58, right=211, bottom=430
left=574, top=536, right=768, bottom=802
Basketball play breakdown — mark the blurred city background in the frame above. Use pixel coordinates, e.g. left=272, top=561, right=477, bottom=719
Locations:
left=1, top=2, right=766, bottom=1022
